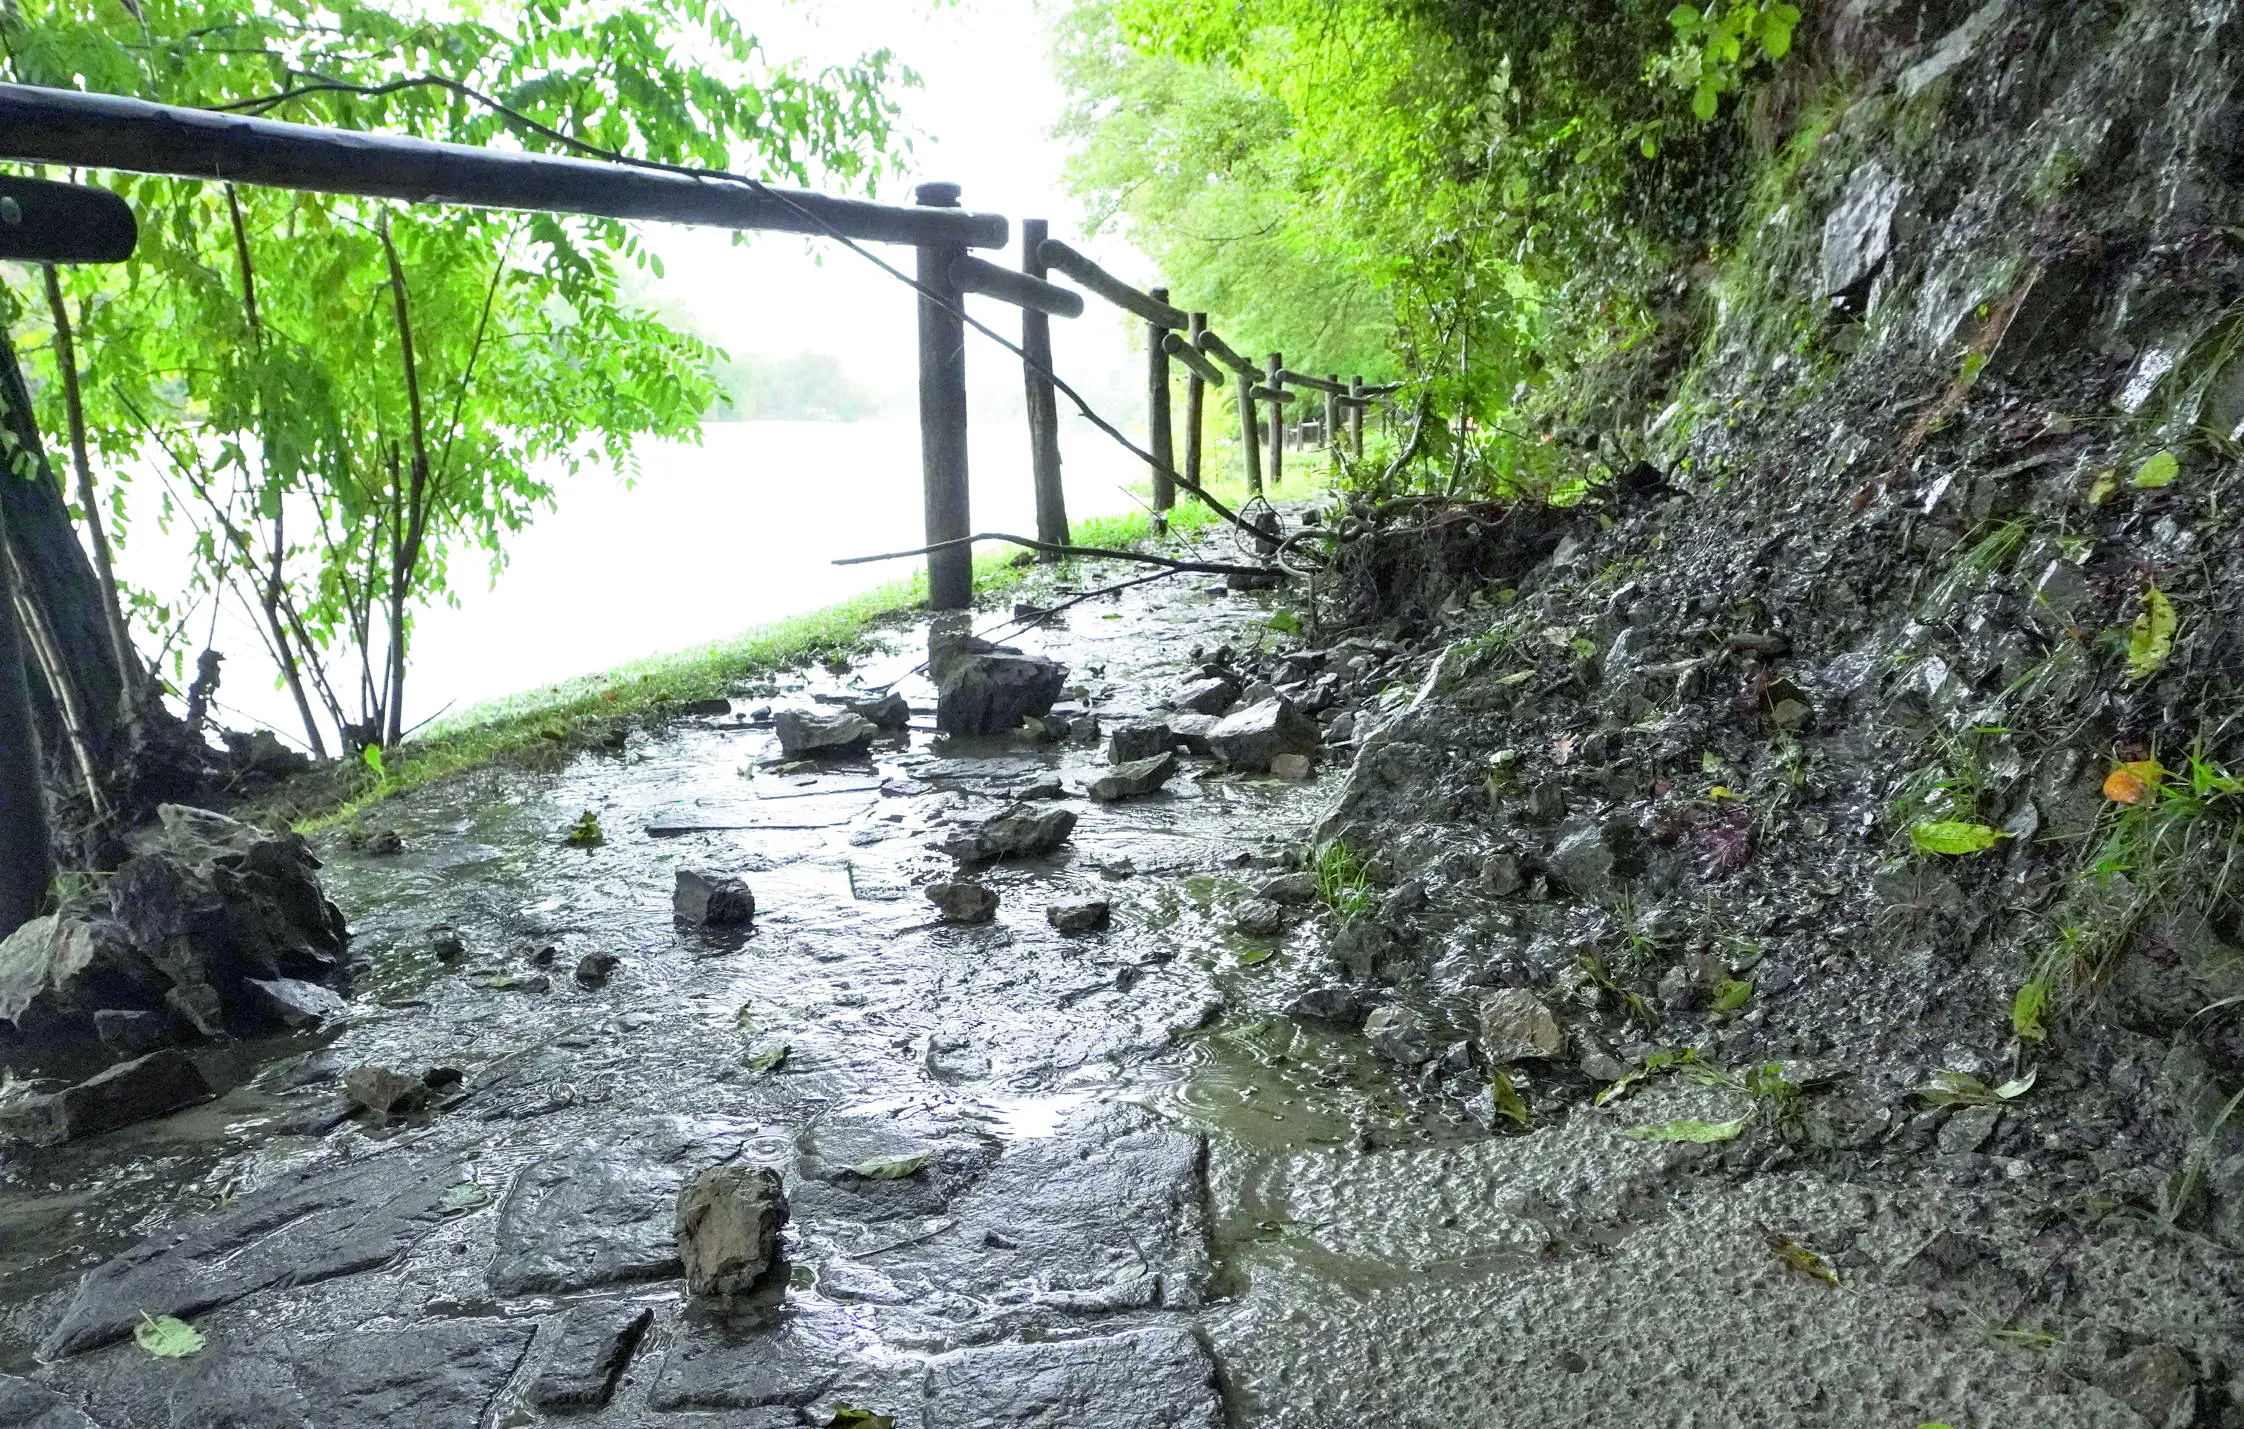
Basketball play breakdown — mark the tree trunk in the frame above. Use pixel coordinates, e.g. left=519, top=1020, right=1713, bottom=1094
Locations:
left=40, top=264, right=140, bottom=714
left=0, top=513, right=49, bottom=938
left=380, top=218, right=433, bottom=750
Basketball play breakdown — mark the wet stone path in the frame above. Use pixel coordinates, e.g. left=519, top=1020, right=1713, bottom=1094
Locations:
left=0, top=567, right=1365, bottom=1428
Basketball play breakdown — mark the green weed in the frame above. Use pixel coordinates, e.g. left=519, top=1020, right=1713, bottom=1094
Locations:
left=1312, top=841, right=1376, bottom=917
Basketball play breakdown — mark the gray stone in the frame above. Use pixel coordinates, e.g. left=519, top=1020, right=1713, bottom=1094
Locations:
left=427, top=924, right=468, bottom=961
left=92, top=1007, right=168, bottom=1056
left=1167, top=712, right=1220, bottom=755
left=1171, top=676, right=1239, bottom=716
left=1106, top=720, right=1175, bottom=763
left=489, top=1147, right=689, bottom=1296
left=0, top=1374, right=96, bottom=1428
left=774, top=708, right=876, bottom=756
left=1325, top=710, right=1357, bottom=744
left=1820, top=160, right=1903, bottom=302
left=1259, top=872, right=1318, bottom=905
left=1207, top=697, right=1320, bottom=772
left=1286, top=985, right=1365, bottom=1023
left=649, top=1307, right=852, bottom=1411
left=1046, top=900, right=1111, bottom=934
left=1477, top=989, right=1563, bottom=1064
left=0, top=1047, right=213, bottom=1146
left=847, top=692, right=912, bottom=729
left=575, top=951, right=622, bottom=986
left=945, top=805, right=1076, bottom=863
left=300, top=1320, right=533, bottom=1428
left=1088, top=751, right=1178, bottom=802
left=245, top=975, right=347, bottom=1029
left=674, top=869, right=756, bottom=926
left=1233, top=897, right=1286, bottom=936
left=1545, top=816, right=1616, bottom=900
left=2093, top=1343, right=2197, bottom=1429
left=932, top=633, right=1068, bottom=736
left=923, top=1326, right=1222, bottom=1429
left=528, top=1304, right=654, bottom=1412
left=1938, top=1105, right=2002, bottom=1156
left=927, top=882, right=1000, bottom=924
left=1482, top=851, right=1524, bottom=896
left=342, top=1065, right=432, bottom=1120
left=677, top=1165, right=790, bottom=1303
left=41, top=1151, right=463, bottom=1358
left=1271, top=752, right=1313, bottom=781
left=1364, top=1004, right=1432, bottom=1064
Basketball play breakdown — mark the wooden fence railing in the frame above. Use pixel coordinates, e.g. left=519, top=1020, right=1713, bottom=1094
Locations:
left=0, top=81, right=1402, bottom=613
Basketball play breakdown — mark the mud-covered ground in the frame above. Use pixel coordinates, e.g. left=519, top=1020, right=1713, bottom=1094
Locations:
left=2, top=516, right=2236, bottom=1429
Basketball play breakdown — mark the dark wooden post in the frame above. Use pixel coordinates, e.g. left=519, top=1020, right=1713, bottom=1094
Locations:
left=1019, top=218, right=1066, bottom=559
left=1146, top=286, right=1175, bottom=522
left=1265, top=353, right=1285, bottom=488
left=1183, top=312, right=1207, bottom=502
left=1236, top=367, right=1262, bottom=496
left=1325, top=373, right=1342, bottom=476
left=0, top=523, right=48, bottom=939
left=1349, top=376, right=1366, bottom=456
left=915, top=182, right=972, bottom=609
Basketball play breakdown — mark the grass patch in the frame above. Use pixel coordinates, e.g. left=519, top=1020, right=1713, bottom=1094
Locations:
left=267, top=478, right=1270, bottom=834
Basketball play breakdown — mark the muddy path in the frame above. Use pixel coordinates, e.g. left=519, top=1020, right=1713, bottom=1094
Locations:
left=0, top=543, right=2222, bottom=1428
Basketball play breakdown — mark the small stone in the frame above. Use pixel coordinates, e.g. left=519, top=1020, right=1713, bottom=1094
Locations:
left=774, top=708, right=876, bottom=757
left=1208, top=698, right=1320, bottom=773
left=673, top=870, right=756, bottom=927
left=92, top=1008, right=169, bottom=1057
left=1012, top=777, right=1067, bottom=800
left=1046, top=900, right=1111, bottom=934
left=342, top=1065, right=434, bottom=1121
left=927, top=882, right=1000, bottom=924
left=0, top=1049, right=214, bottom=1146
left=1270, top=753, right=1312, bottom=781
left=1089, top=751, right=1178, bottom=802
left=428, top=925, right=468, bottom=961
left=1286, top=985, right=1364, bottom=1023
left=676, top=1165, right=789, bottom=1304
left=245, top=976, right=348, bottom=1030
left=945, top=805, right=1077, bottom=863
left=1545, top=816, right=1617, bottom=900
left=1167, top=712, right=1219, bottom=755
left=574, top=952, right=621, bottom=986
left=1258, top=872, right=1317, bottom=905
left=1482, top=851, right=1523, bottom=896
left=847, top=692, right=912, bottom=730
left=1477, top=988, right=1563, bottom=1063
left=366, top=829, right=404, bottom=856
left=1363, top=1004, right=1432, bottom=1065
left=1171, top=677, right=1239, bottom=716
left=1106, top=720, right=1175, bottom=763
left=1240, top=680, right=1279, bottom=706
left=1937, top=1105, right=2002, bottom=1156
left=1233, top=898, right=1286, bottom=936
left=1325, top=711, right=1357, bottom=744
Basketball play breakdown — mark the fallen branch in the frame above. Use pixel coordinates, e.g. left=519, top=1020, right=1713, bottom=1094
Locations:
left=833, top=532, right=1273, bottom=579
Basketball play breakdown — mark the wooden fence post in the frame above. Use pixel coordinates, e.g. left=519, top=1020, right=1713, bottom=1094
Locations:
left=1147, top=285, right=1174, bottom=522
left=1325, top=372, right=1342, bottom=476
left=1265, top=353, right=1284, bottom=488
left=1019, top=218, right=1066, bottom=559
left=1184, top=312, right=1207, bottom=503
left=1349, top=376, right=1365, bottom=456
left=1236, top=367, right=1262, bottom=496
left=915, top=182, right=973, bottom=609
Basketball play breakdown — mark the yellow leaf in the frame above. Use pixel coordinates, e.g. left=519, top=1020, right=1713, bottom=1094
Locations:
left=2126, top=588, right=2175, bottom=681
left=2102, top=759, right=2165, bottom=805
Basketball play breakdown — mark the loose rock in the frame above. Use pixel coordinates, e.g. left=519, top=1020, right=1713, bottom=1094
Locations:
left=1258, top=871, right=1318, bottom=905
left=575, top=951, right=622, bottom=986
left=1107, top=719, right=1175, bottom=763
left=244, top=975, right=347, bottom=1029
left=0, top=1047, right=214, bottom=1145
left=1286, top=985, right=1365, bottom=1023
left=676, top=1165, right=790, bottom=1304
left=673, top=869, right=756, bottom=926
left=1171, top=676, right=1240, bottom=716
left=1363, top=1004, right=1432, bottom=1064
left=1477, top=988, right=1563, bottom=1064
left=1046, top=899, right=1111, bottom=934
left=1271, top=752, right=1313, bottom=781
left=945, top=805, right=1077, bottom=862
left=1089, top=751, right=1178, bottom=802
left=527, top=1303, right=655, bottom=1412
left=1208, top=697, right=1320, bottom=772
left=931, top=632, right=1068, bottom=735
left=847, top=692, right=912, bottom=730
left=1233, top=897, right=1286, bottom=936
left=927, top=882, right=1000, bottom=925
left=773, top=708, right=876, bottom=757
left=342, top=1064, right=435, bottom=1121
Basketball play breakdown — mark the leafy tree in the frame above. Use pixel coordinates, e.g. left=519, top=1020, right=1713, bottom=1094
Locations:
left=2, top=0, right=913, bottom=752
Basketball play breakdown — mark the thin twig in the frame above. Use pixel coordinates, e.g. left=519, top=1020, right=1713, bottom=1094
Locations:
left=834, top=531, right=1271, bottom=578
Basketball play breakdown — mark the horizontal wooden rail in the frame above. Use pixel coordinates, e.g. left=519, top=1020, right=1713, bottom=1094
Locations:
left=1248, top=385, right=1296, bottom=403
left=1194, top=330, right=1260, bottom=379
left=1037, top=239, right=1188, bottom=327
left=950, top=254, right=1083, bottom=318
left=0, top=83, right=1009, bottom=249
left=1274, top=368, right=1348, bottom=394
left=0, top=174, right=136, bottom=262
left=1161, top=331, right=1227, bottom=386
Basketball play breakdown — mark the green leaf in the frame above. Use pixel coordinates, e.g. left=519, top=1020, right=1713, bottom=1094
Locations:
left=850, top=1153, right=930, bottom=1181
left=1711, top=979, right=1753, bottom=1012
left=2126, top=588, right=2176, bottom=681
left=745, top=1043, right=791, bottom=1072
left=2130, top=450, right=2179, bottom=488
left=1237, top=946, right=1273, bottom=966
left=1768, top=1232, right=1838, bottom=1285
left=1692, top=82, right=1720, bottom=121
left=1666, top=3, right=1703, bottom=30
left=1640, top=134, right=1660, bottom=159
left=1488, top=1068, right=1529, bottom=1126
left=827, top=1409, right=896, bottom=1429
left=1266, top=608, right=1301, bottom=634
left=441, top=1181, right=491, bottom=1212
left=134, top=1313, right=206, bottom=1359
left=564, top=811, right=605, bottom=848
left=1909, top=820, right=2003, bottom=855
left=1915, top=1070, right=2033, bottom=1107
left=1625, top=1116, right=1746, bottom=1143
left=2011, top=978, right=2051, bottom=1043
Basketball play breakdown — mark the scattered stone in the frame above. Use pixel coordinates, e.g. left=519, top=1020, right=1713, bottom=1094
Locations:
left=774, top=708, right=876, bottom=757
left=480, top=971, right=551, bottom=994
left=529, top=1304, right=655, bottom=1412
left=365, top=828, right=404, bottom=856
left=342, top=1064, right=434, bottom=1121
left=1821, top=159, right=1903, bottom=305
left=575, top=951, right=622, bottom=987
left=1938, top=1105, right=2002, bottom=1156
left=1167, top=711, right=1219, bottom=755
left=1477, top=989, right=1563, bottom=1064
left=2093, top=1343, right=2198, bottom=1428
left=1233, top=898, right=1286, bottom=937
left=677, top=697, right=733, bottom=717
left=1047, top=900, right=1111, bottom=934
left=676, top=1165, right=790, bottom=1304
left=1482, top=850, right=1524, bottom=897
left=92, top=1008, right=169, bottom=1057
left=429, top=924, right=468, bottom=961
left=244, top=975, right=347, bottom=1029
left=1208, top=697, right=1320, bottom=772
left=945, top=805, right=1077, bottom=863
left=1107, top=719, right=1175, bottom=763
left=932, top=632, right=1068, bottom=735
left=0, top=1047, right=214, bottom=1145
left=1325, top=710, right=1357, bottom=744
left=423, top=1066, right=464, bottom=1093
left=927, top=882, right=1000, bottom=925
left=1363, top=1004, right=1432, bottom=1064
left=1258, top=872, right=1318, bottom=905
left=1545, top=816, right=1617, bottom=900
left=1286, top=985, right=1364, bottom=1023
left=1012, top=776, right=1067, bottom=800
left=1089, top=751, right=1178, bottom=802
left=1270, top=752, right=1313, bottom=781
left=674, top=869, right=756, bottom=926
left=1171, top=676, right=1240, bottom=716
left=847, top=692, right=912, bottom=730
